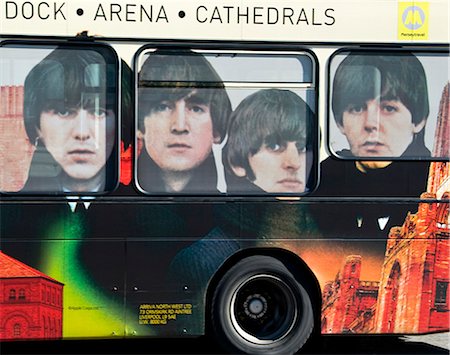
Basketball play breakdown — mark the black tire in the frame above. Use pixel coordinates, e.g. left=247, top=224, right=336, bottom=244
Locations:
left=211, top=255, right=314, bottom=354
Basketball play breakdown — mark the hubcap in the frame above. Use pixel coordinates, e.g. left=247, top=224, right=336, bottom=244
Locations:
left=229, top=274, right=298, bottom=345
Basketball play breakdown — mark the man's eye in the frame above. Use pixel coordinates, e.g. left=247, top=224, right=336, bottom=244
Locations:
left=267, top=142, right=285, bottom=152
left=154, top=103, right=170, bottom=112
left=296, top=143, right=307, bottom=153
left=381, top=104, right=398, bottom=113
left=56, top=109, right=76, bottom=118
left=190, top=105, right=205, bottom=113
left=57, top=110, right=69, bottom=117
left=347, top=104, right=365, bottom=114
left=89, top=108, right=107, bottom=118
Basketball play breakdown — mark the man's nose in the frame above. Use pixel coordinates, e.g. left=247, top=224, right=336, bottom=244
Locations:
left=73, top=110, right=91, bottom=141
left=364, top=102, right=380, bottom=132
left=282, top=143, right=302, bottom=170
left=170, top=102, right=189, bottom=134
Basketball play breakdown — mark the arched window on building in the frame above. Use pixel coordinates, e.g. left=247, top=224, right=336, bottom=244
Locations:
left=48, top=316, right=51, bottom=338
left=50, top=317, right=54, bottom=337
left=53, top=318, right=57, bottom=337
left=9, top=289, right=16, bottom=300
left=385, top=262, right=401, bottom=333
left=18, top=288, right=26, bottom=300
left=43, top=316, right=47, bottom=338
left=435, top=281, right=449, bottom=307
left=13, top=323, right=21, bottom=337
left=321, top=317, right=328, bottom=333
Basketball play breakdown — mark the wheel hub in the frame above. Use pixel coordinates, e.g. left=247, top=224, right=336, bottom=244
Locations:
left=230, top=274, right=298, bottom=344
left=244, top=294, right=267, bottom=319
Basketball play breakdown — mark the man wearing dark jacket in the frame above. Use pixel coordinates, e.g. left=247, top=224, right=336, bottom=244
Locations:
left=313, top=52, right=431, bottom=237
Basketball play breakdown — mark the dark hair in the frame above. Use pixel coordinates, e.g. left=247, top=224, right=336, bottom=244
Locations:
left=138, top=49, right=232, bottom=141
left=332, top=52, right=429, bottom=128
left=24, top=47, right=117, bottom=143
left=226, top=89, right=313, bottom=181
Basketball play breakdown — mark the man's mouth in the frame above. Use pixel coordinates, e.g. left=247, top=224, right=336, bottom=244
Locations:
left=68, top=149, right=95, bottom=162
left=69, top=149, right=95, bottom=156
left=167, top=143, right=191, bottom=151
left=361, top=141, right=385, bottom=152
left=363, top=141, right=384, bottom=147
left=277, top=178, right=303, bottom=191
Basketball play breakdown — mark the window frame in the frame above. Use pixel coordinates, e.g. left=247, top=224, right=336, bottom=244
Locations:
left=326, top=47, right=450, bottom=163
left=435, top=280, right=449, bottom=307
left=133, top=45, right=320, bottom=198
left=0, top=40, right=121, bottom=196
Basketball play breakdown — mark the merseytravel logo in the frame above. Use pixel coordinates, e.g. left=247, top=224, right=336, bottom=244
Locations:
left=398, top=2, right=429, bottom=40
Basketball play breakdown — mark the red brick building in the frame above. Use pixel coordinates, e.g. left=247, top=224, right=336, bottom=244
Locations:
left=321, top=83, right=450, bottom=334
left=375, top=194, right=449, bottom=333
left=0, top=85, right=34, bottom=192
left=321, top=255, right=379, bottom=333
left=375, top=84, right=450, bottom=333
left=0, top=251, right=64, bottom=340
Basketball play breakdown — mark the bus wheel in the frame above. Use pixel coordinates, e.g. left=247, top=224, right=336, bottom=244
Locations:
left=211, top=255, right=314, bottom=355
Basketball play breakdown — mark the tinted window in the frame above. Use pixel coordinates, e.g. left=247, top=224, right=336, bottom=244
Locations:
left=136, top=49, right=317, bottom=196
left=0, top=43, right=119, bottom=194
left=328, top=50, right=449, bottom=161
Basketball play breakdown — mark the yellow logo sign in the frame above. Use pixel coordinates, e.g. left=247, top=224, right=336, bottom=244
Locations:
left=398, top=2, right=429, bottom=40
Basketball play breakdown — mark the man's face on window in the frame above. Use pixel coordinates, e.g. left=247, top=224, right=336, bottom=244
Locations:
left=140, top=91, right=216, bottom=172
left=38, top=103, right=115, bottom=180
left=338, top=97, right=425, bottom=158
left=248, top=140, right=307, bottom=193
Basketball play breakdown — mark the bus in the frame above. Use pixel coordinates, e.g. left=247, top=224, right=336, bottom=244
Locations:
left=0, top=0, right=449, bottom=354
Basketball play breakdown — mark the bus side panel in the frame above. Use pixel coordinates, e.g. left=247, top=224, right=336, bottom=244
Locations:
left=1, top=200, right=449, bottom=340
left=0, top=202, right=224, bottom=339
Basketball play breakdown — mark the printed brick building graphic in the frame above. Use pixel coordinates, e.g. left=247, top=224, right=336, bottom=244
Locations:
left=321, top=83, right=450, bottom=334
left=0, top=85, right=34, bottom=192
left=375, top=83, right=449, bottom=333
left=321, top=256, right=379, bottom=333
left=0, top=251, right=64, bottom=340
left=375, top=193, right=449, bottom=333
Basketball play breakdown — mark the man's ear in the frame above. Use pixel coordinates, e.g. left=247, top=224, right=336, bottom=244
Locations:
left=231, top=165, right=247, bottom=177
left=35, top=129, right=43, bottom=144
left=213, top=132, right=222, bottom=144
left=337, top=122, right=346, bottom=135
left=413, top=118, right=426, bottom=133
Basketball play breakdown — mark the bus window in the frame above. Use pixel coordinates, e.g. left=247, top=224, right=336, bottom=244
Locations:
left=136, top=49, right=318, bottom=196
left=328, top=50, right=449, bottom=161
left=0, top=43, right=120, bottom=194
